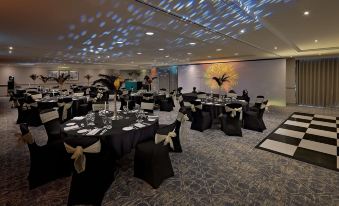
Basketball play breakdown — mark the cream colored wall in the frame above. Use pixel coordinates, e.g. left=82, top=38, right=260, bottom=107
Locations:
left=0, top=64, right=153, bottom=96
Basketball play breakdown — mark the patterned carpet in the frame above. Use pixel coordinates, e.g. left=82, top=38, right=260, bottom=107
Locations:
left=1, top=97, right=339, bottom=206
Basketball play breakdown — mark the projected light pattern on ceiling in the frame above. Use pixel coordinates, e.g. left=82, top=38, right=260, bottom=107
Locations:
left=141, top=0, right=293, bottom=38
left=46, top=0, right=294, bottom=65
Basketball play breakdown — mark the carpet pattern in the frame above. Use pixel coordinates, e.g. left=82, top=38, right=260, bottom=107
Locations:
left=1, top=97, right=339, bottom=206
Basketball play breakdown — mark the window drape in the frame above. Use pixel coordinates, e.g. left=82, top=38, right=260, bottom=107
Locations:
left=296, top=58, right=339, bottom=107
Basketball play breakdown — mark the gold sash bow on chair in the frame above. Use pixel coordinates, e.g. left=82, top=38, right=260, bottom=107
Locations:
left=64, top=140, right=101, bottom=173
left=58, top=102, right=73, bottom=121
left=155, top=131, right=176, bottom=149
left=15, top=132, right=34, bottom=145
left=177, top=112, right=189, bottom=140
left=40, top=110, right=59, bottom=124
left=260, top=102, right=268, bottom=110
left=190, top=104, right=202, bottom=112
left=225, top=106, right=243, bottom=120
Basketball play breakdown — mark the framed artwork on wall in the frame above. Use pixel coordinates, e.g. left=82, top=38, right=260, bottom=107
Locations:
left=69, top=71, right=79, bottom=81
left=59, top=70, right=70, bottom=77
left=48, top=70, right=59, bottom=79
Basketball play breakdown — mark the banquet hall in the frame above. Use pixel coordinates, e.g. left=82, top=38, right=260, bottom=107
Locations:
left=1, top=0, right=339, bottom=205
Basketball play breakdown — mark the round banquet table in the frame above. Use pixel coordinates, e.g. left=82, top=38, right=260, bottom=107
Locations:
left=199, top=99, right=248, bottom=119
left=61, top=111, right=158, bottom=157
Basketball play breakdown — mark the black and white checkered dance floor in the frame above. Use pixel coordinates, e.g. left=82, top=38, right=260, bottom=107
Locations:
left=256, top=112, right=339, bottom=171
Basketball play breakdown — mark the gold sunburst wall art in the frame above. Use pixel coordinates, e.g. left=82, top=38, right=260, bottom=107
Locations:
left=204, top=63, right=239, bottom=91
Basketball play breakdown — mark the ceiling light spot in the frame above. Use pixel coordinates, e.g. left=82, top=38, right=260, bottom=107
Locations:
left=145, top=32, right=154, bottom=36
left=116, top=41, right=124, bottom=44
left=274, top=46, right=278, bottom=50
left=187, top=52, right=192, bottom=55
left=9, top=46, right=13, bottom=50
left=207, top=56, right=212, bottom=58
left=189, top=42, right=196, bottom=46
left=158, top=48, right=164, bottom=51
left=234, top=53, right=239, bottom=56
left=137, top=52, right=142, bottom=55
left=9, top=50, right=12, bottom=54
left=303, top=11, right=310, bottom=16
left=165, top=55, right=169, bottom=58
left=216, top=48, right=222, bottom=51
left=240, top=29, right=245, bottom=34
left=314, top=39, right=318, bottom=43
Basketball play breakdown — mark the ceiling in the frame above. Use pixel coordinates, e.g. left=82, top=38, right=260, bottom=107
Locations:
left=0, top=0, right=338, bottom=69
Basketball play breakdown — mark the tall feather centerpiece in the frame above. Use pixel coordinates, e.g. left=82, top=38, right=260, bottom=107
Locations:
left=93, top=74, right=124, bottom=120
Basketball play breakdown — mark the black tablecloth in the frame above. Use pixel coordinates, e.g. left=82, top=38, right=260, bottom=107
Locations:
left=61, top=112, right=158, bottom=157
left=200, top=100, right=248, bottom=119
left=182, top=93, right=198, bottom=102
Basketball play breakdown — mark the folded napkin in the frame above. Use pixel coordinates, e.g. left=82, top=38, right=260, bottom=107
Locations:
left=64, top=125, right=80, bottom=131
left=147, top=115, right=159, bottom=118
left=134, top=123, right=146, bottom=128
left=86, top=128, right=101, bottom=136
left=73, top=116, right=85, bottom=120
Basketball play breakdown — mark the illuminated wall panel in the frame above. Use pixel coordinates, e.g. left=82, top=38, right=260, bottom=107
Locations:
left=178, top=59, right=286, bottom=106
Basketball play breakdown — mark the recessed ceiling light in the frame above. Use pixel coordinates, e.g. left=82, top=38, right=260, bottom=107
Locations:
left=216, top=48, right=222, bottom=51
left=303, top=11, right=310, bottom=16
left=137, top=52, right=142, bottom=55
left=145, top=32, right=154, bottom=36
left=234, top=53, right=239, bottom=56
left=240, top=29, right=245, bottom=34
left=116, top=41, right=124, bottom=44
left=274, top=46, right=278, bottom=50
left=158, top=48, right=164, bottom=51
left=189, top=42, right=196, bottom=46
left=314, top=39, right=318, bottom=43
left=9, top=46, right=13, bottom=50
left=165, top=55, right=169, bottom=58
left=187, top=52, right=192, bottom=55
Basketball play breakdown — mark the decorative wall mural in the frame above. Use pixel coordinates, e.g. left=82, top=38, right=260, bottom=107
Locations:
left=204, top=63, right=238, bottom=91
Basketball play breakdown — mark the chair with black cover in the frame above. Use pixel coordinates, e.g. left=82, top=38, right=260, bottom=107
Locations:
left=190, top=101, right=212, bottom=132
left=159, top=95, right=174, bottom=112
left=17, top=123, right=72, bottom=189
left=249, top=95, right=265, bottom=112
left=65, top=139, right=116, bottom=206
left=219, top=103, right=243, bottom=136
left=141, top=93, right=154, bottom=113
left=17, top=96, right=41, bottom=126
left=197, top=92, right=207, bottom=100
left=243, top=100, right=268, bottom=132
left=40, top=109, right=62, bottom=144
left=134, top=135, right=174, bottom=189
left=58, top=97, right=73, bottom=122
left=158, top=109, right=189, bottom=153
left=120, top=94, right=136, bottom=111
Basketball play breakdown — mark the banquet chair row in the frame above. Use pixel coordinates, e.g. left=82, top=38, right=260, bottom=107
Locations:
left=18, top=123, right=117, bottom=206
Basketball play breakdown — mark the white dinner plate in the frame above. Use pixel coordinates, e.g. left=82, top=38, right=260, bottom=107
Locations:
left=77, top=129, right=88, bottom=134
left=122, top=126, right=133, bottom=131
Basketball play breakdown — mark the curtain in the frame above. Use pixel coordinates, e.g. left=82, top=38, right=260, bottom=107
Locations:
left=296, top=58, right=339, bottom=107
